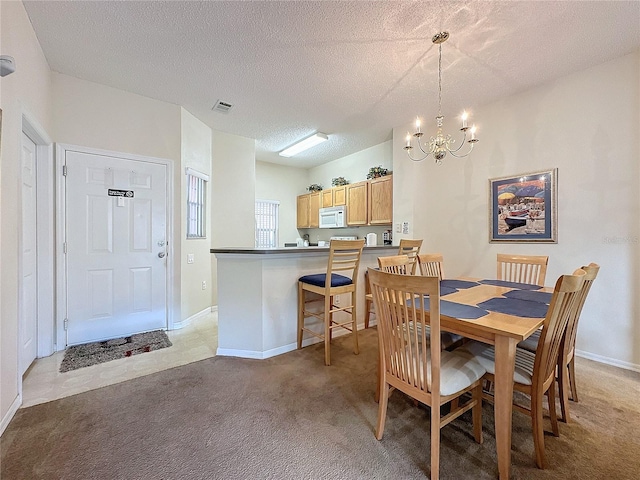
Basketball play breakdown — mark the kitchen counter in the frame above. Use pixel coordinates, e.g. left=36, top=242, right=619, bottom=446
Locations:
left=211, top=244, right=396, bottom=359
left=209, top=245, right=394, bottom=255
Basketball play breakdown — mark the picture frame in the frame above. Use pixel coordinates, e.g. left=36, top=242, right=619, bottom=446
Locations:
left=489, top=168, right=557, bottom=243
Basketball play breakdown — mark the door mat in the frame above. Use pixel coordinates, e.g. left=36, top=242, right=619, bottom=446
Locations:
left=59, top=330, right=172, bottom=373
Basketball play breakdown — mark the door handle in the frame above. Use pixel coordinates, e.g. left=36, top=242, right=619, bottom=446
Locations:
left=158, top=252, right=166, bottom=258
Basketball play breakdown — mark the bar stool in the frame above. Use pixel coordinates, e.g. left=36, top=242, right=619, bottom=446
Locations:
left=297, top=239, right=366, bottom=365
left=364, top=238, right=423, bottom=328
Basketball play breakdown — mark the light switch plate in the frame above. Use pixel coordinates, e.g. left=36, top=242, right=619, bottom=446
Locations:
left=187, top=254, right=194, bottom=264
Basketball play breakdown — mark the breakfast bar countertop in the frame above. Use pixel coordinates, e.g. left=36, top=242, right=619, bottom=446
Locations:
left=210, top=245, right=395, bottom=255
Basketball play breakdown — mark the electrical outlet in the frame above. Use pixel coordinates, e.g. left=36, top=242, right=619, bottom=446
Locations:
left=187, top=254, right=194, bottom=264
left=395, top=223, right=402, bottom=233
left=201, top=281, right=206, bottom=290
left=334, top=295, right=340, bottom=305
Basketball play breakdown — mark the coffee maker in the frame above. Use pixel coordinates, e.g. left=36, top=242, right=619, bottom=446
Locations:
left=383, top=229, right=392, bottom=245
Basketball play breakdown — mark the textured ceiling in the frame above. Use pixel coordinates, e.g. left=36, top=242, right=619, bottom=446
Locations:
left=22, top=0, right=640, bottom=168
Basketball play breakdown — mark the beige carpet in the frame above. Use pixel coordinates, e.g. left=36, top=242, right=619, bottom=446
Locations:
left=2, top=328, right=639, bottom=479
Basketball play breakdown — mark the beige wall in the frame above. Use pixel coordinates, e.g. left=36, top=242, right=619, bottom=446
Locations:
left=210, top=130, right=256, bottom=305
left=0, top=0, right=53, bottom=431
left=176, top=108, right=214, bottom=319
left=393, top=50, right=640, bottom=369
left=255, top=161, right=308, bottom=246
left=309, top=140, right=392, bottom=190
left=210, top=130, right=256, bottom=247
left=52, top=74, right=182, bottom=161
left=180, top=108, right=213, bottom=318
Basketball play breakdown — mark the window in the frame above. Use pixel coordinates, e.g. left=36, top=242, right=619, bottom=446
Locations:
left=186, top=168, right=209, bottom=239
left=255, top=200, right=279, bottom=248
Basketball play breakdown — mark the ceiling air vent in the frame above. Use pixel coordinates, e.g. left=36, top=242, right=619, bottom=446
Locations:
left=212, top=100, right=233, bottom=114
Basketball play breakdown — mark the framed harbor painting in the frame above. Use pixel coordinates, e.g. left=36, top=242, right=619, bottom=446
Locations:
left=489, top=168, right=557, bottom=243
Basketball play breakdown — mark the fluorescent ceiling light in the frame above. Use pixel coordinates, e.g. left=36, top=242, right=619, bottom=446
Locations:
left=279, top=132, right=328, bottom=157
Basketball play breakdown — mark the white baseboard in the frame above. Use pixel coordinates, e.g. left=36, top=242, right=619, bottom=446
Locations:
left=575, top=349, right=640, bottom=373
left=0, top=394, right=22, bottom=436
left=216, top=323, right=371, bottom=360
left=172, top=306, right=214, bottom=330
left=216, top=344, right=297, bottom=360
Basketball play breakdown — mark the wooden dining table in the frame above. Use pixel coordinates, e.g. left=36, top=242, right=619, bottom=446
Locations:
left=368, top=275, right=553, bottom=478
left=434, top=277, right=553, bottom=479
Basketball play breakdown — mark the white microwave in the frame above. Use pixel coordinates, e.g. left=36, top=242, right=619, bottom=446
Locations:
left=319, top=206, right=346, bottom=228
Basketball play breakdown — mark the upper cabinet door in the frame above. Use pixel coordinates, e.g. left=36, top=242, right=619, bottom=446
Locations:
left=296, top=194, right=310, bottom=228
left=333, top=186, right=346, bottom=206
left=309, top=192, right=321, bottom=228
left=346, top=181, right=368, bottom=226
left=321, top=189, right=333, bottom=208
left=368, top=175, right=393, bottom=225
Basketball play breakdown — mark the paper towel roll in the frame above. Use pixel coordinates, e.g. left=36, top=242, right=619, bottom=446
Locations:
left=366, top=233, right=377, bottom=246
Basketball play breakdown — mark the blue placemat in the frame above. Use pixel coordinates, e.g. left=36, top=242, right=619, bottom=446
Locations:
left=478, top=297, right=548, bottom=318
left=479, top=279, right=542, bottom=291
left=441, top=279, right=479, bottom=290
left=504, top=290, right=552, bottom=304
left=410, top=298, right=488, bottom=320
left=439, top=286, right=458, bottom=296
left=421, top=287, right=457, bottom=298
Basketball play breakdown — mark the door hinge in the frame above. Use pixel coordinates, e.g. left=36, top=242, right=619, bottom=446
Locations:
left=62, top=165, right=67, bottom=176
left=63, top=318, right=69, bottom=330
left=63, top=242, right=67, bottom=254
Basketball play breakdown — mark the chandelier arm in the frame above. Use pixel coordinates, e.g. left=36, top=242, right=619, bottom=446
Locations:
left=447, top=132, right=468, bottom=153
left=406, top=149, right=433, bottom=162
left=447, top=142, right=476, bottom=158
left=415, top=135, right=432, bottom=156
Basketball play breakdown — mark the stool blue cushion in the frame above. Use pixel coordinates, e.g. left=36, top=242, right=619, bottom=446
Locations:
left=299, top=273, right=353, bottom=288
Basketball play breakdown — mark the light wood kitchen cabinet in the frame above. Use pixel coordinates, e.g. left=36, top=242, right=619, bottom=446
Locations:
left=297, top=192, right=321, bottom=228
left=333, top=186, right=347, bottom=206
left=309, top=192, right=320, bottom=228
left=321, top=189, right=333, bottom=208
left=296, top=194, right=310, bottom=228
left=346, top=181, right=368, bottom=226
left=368, top=175, right=393, bottom=224
left=298, top=176, right=391, bottom=228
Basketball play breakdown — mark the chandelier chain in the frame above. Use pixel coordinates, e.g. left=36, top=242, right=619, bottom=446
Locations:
left=438, top=43, right=442, bottom=117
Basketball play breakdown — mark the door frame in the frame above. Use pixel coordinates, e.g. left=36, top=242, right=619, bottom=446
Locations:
left=20, top=111, right=54, bottom=367
left=55, top=144, right=175, bottom=350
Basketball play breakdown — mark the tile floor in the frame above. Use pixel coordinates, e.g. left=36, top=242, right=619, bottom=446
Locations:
left=21, top=311, right=218, bottom=408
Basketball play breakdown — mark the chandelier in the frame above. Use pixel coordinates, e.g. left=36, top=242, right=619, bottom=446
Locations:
left=404, top=31, right=478, bottom=163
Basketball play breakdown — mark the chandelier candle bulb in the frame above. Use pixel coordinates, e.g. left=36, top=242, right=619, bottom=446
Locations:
left=461, top=111, right=468, bottom=129
left=415, top=117, right=421, bottom=134
left=406, top=133, right=411, bottom=148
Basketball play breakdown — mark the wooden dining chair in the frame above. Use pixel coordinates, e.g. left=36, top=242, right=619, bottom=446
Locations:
left=518, top=263, right=600, bottom=423
left=364, top=239, right=423, bottom=328
left=463, top=268, right=586, bottom=469
left=497, top=253, right=549, bottom=286
left=417, top=253, right=445, bottom=280
left=297, top=239, right=366, bottom=366
left=398, top=238, right=424, bottom=274
left=368, top=268, right=485, bottom=480
left=377, top=254, right=411, bottom=274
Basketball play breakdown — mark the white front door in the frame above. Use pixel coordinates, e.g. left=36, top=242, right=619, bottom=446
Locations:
left=65, top=150, right=168, bottom=345
left=21, top=132, right=38, bottom=374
